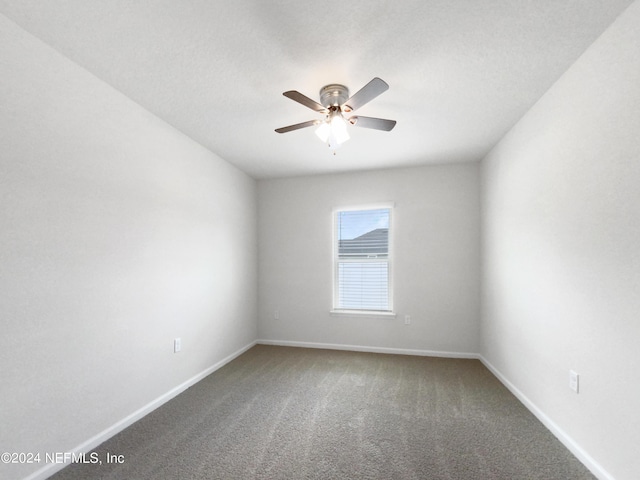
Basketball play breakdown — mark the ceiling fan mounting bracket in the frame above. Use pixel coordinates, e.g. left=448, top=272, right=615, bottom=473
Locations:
left=319, top=84, right=349, bottom=109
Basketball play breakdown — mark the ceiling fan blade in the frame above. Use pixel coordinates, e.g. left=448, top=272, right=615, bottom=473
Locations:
left=349, top=116, right=396, bottom=131
left=343, top=77, right=389, bottom=112
left=283, top=91, right=328, bottom=113
left=275, top=120, right=320, bottom=134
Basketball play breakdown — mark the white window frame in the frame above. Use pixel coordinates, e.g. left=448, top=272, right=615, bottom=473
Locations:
left=330, top=203, right=395, bottom=317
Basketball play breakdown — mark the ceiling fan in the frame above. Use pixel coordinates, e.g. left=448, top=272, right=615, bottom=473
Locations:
left=275, top=77, right=396, bottom=150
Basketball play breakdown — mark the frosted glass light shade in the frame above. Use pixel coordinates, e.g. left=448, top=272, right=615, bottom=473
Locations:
left=315, top=110, right=350, bottom=149
left=315, top=122, right=330, bottom=143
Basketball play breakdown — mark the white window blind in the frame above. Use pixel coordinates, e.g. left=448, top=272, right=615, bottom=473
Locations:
left=334, top=207, right=391, bottom=312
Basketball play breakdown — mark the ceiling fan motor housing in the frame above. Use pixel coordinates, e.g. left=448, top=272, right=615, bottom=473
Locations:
left=319, top=84, right=350, bottom=109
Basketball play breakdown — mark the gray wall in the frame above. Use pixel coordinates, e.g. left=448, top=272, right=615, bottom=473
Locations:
left=481, top=2, right=640, bottom=479
left=0, top=15, right=257, bottom=480
left=258, top=164, right=481, bottom=355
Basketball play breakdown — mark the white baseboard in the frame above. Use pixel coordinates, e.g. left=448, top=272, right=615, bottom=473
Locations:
left=257, top=338, right=480, bottom=359
left=25, top=340, right=257, bottom=480
left=478, top=355, right=614, bottom=480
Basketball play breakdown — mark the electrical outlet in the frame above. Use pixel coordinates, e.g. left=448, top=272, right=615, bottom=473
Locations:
left=569, top=370, right=579, bottom=393
left=404, top=315, right=411, bottom=325
left=174, top=338, right=181, bottom=353
left=274, top=310, right=279, bottom=320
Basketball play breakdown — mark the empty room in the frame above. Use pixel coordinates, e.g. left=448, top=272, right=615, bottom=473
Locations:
left=1, top=1, right=639, bottom=479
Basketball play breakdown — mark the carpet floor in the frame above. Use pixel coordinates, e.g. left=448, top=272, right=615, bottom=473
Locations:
left=51, top=345, right=595, bottom=479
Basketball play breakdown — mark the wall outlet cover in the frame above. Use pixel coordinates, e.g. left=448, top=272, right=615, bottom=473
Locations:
left=569, top=370, right=579, bottom=393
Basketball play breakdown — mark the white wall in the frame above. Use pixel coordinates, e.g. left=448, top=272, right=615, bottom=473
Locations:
left=0, top=15, right=257, bottom=480
left=258, top=164, right=481, bottom=355
left=480, top=2, right=640, bottom=479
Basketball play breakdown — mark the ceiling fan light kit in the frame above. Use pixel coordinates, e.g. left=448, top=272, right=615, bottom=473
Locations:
left=315, top=108, right=350, bottom=149
left=276, top=77, right=396, bottom=152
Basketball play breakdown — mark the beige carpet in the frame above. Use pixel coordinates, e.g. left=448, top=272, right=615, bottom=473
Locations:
left=51, top=345, right=595, bottom=479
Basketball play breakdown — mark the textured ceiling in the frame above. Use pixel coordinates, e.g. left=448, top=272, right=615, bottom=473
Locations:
left=0, top=1, right=634, bottom=179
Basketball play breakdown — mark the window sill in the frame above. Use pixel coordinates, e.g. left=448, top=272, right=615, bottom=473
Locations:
left=330, top=309, right=397, bottom=318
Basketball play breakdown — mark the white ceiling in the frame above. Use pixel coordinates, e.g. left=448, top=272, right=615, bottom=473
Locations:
left=0, top=1, right=634, bottom=179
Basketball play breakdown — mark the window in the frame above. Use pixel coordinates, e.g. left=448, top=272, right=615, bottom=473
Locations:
left=333, top=206, right=393, bottom=313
